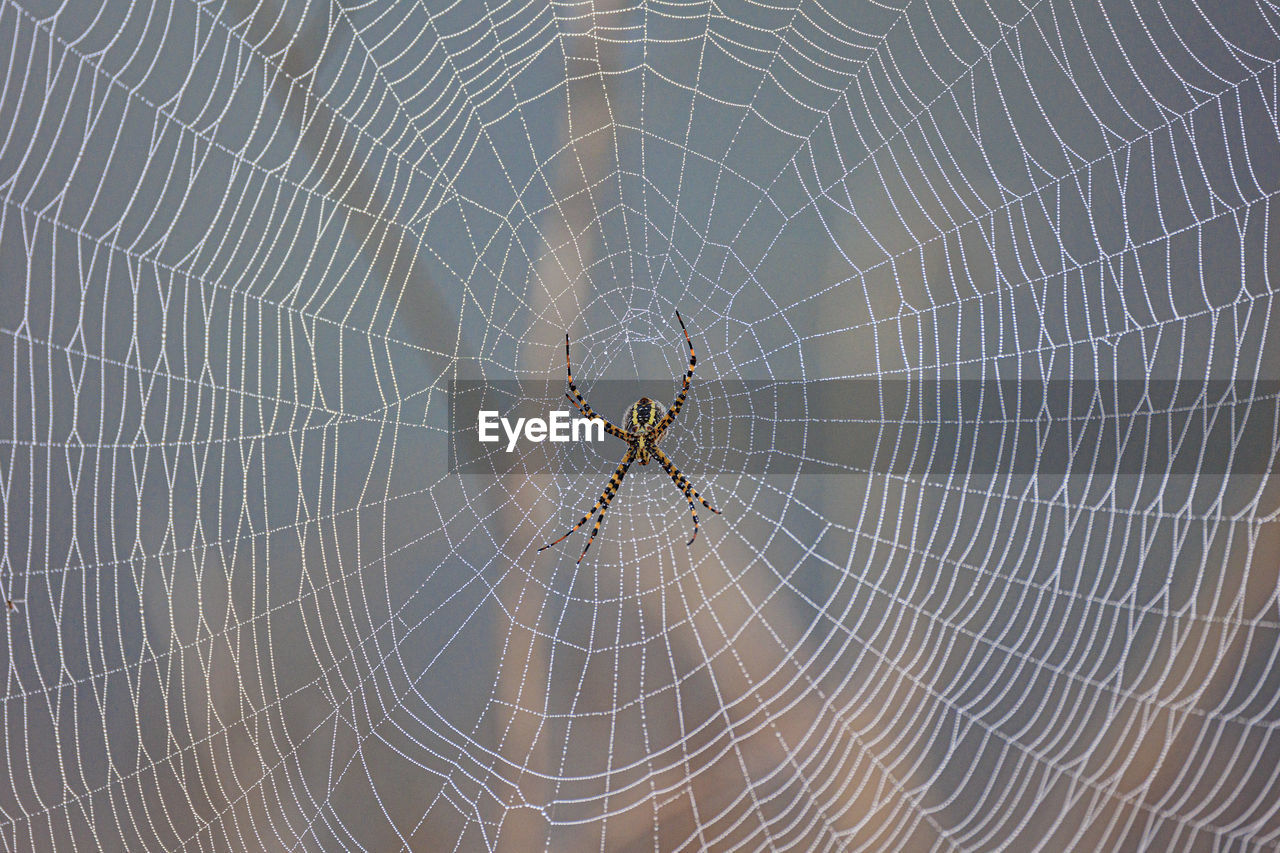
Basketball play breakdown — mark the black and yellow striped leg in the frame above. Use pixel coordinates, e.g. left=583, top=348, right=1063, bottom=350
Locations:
left=538, top=451, right=635, bottom=562
left=655, top=310, right=696, bottom=435
left=564, top=394, right=630, bottom=441
left=653, top=447, right=719, bottom=546
left=564, top=334, right=630, bottom=440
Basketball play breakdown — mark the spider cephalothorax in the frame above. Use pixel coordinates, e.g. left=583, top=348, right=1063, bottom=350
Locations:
left=539, top=311, right=720, bottom=563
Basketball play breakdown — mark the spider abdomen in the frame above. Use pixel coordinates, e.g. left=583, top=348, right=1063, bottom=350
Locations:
left=624, top=396, right=666, bottom=434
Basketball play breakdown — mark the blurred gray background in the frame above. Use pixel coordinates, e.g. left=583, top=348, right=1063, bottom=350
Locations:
left=1, top=0, right=1279, bottom=849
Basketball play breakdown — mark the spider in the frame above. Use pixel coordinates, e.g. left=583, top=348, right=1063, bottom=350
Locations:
left=539, top=310, right=721, bottom=563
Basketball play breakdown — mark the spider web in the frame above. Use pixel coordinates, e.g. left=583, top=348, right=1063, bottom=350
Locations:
left=2, top=0, right=1280, bottom=849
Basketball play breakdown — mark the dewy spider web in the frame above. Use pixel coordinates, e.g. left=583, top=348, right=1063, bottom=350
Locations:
left=1, top=0, right=1278, bottom=849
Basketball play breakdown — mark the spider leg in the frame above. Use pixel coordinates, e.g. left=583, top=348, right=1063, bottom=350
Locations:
left=538, top=450, right=635, bottom=563
left=565, top=393, right=630, bottom=441
left=564, top=334, right=629, bottom=440
left=653, top=447, right=719, bottom=546
left=654, top=310, right=696, bottom=436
